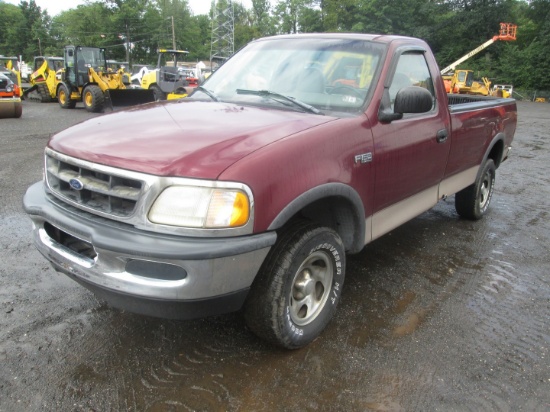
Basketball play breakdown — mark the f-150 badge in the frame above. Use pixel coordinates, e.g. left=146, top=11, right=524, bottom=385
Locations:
left=354, top=153, right=373, bottom=164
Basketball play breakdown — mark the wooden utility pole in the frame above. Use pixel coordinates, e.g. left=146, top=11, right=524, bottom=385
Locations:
left=125, top=21, right=130, bottom=62
left=171, top=16, right=176, bottom=50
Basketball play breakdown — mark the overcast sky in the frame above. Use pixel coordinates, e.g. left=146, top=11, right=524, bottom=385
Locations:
left=2, top=0, right=254, bottom=17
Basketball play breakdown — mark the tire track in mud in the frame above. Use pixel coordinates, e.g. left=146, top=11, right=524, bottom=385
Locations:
left=400, top=102, right=550, bottom=410
left=137, top=346, right=236, bottom=410
left=25, top=315, right=265, bottom=411
left=458, top=258, right=549, bottom=410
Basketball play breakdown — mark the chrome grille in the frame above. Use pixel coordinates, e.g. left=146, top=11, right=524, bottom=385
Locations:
left=45, top=152, right=143, bottom=217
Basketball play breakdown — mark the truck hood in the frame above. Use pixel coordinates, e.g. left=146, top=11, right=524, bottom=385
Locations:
left=48, top=100, right=335, bottom=178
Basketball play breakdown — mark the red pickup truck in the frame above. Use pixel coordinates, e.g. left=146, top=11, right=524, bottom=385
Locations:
left=24, top=33, right=516, bottom=349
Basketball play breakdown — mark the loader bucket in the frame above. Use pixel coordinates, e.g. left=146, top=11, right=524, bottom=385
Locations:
left=0, top=98, right=22, bottom=118
left=104, top=88, right=155, bottom=110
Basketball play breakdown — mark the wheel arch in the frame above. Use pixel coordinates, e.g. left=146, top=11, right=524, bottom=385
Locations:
left=470, top=132, right=506, bottom=184
left=483, top=132, right=506, bottom=169
left=56, top=81, right=71, bottom=96
left=267, top=183, right=366, bottom=254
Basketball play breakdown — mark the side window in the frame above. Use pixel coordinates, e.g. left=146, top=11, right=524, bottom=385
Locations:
left=389, top=52, right=435, bottom=110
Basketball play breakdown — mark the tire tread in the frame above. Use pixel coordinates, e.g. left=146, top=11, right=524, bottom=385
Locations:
left=244, top=220, right=344, bottom=349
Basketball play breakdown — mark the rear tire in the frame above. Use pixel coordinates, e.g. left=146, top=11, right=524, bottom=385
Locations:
left=83, top=85, right=104, bottom=113
left=244, top=220, right=346, bottom=349
left=58, top=85, right=76, bottom=109
left=150, top=85, right=166, bottom=101
left=455, top=159, right=496, bottom=220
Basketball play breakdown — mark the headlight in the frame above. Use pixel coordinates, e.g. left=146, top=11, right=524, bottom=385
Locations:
left=6, top=84, right=13, bottom=93
left=148, top=186, right=250, bottom=228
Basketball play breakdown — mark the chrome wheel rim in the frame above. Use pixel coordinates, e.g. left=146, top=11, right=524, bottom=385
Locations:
left=289, top=250, right=333, bottom=326
left=479, top=170, right=493, bottom=209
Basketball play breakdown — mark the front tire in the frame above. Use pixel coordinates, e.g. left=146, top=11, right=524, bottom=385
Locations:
left=83, top=85, right=104, bottom=113
left=244, top=221, right=346, bottom=349
left=455, top=159, right=496, bottom=220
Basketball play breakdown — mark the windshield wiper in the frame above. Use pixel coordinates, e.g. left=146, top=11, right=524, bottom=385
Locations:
left=236, top=89, right=323, bottom=115
left=195, top=86, right=220, bottom=102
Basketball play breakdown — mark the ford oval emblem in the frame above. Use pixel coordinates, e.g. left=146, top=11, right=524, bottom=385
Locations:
left=69, top=178, right=84, bottom=191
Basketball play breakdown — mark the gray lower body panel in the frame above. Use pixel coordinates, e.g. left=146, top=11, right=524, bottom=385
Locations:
left=23, top=182, right=276, bottom=319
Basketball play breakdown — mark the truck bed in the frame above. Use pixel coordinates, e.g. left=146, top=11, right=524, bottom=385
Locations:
left=447, top=94, right=516, bottom=112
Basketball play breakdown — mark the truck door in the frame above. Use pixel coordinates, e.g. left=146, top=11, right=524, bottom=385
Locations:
left=370, top=49, right=451, bottom=238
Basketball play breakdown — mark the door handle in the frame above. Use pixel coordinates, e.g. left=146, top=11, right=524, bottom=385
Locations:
left=436, top=129, right=448, bottom=143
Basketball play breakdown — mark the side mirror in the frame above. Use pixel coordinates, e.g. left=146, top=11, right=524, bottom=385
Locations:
left=394, top=86, right=433, bottom=114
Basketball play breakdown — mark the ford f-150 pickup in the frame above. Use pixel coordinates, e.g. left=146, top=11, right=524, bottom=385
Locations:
left=24, top=33, right=517, bottom=349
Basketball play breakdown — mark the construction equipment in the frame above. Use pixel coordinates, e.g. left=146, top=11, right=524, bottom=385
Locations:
left=0, top=56, right=23, bottom=97
left=106, top=60, right=129, bottom=72
left=0, top=72, right=22, bottom=118
left=178, top=66, right=199, bottom=88
left=140, top=49, right=189, bottom=100
left=58, top=46, right=155, bottom=112
left=491, top=84, right=513, bottom=98
left=24, top=56, right=64, bottom=102
left=130, top=64, right=152, bottom=86
left=441, top=23, right=517, bottom=94
left=106, top=60, right=131, bottom=85
left=445, top=69, right=493, bottom=96
left=441, top=23, right=517, bottom=75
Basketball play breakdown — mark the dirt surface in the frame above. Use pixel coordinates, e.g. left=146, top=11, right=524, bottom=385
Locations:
left=1, top=100, right=549, bottom=411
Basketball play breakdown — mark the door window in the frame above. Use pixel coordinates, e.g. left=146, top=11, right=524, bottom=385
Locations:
left=389, top=52, right=435, bottom=110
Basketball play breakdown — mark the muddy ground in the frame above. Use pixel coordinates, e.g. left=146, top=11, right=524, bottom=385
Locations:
left=0, top=100, right=549, bottom=411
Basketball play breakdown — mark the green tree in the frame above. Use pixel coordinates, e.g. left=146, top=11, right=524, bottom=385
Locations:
left=0, top=3, right=26, bottom=57
left=52, top=3, right=113, bottom=55
left=274, top=0, right=311, bottom=34
left=514, top=0, right=550, bottom=89
left=251, top=0, right=277, bottom=36
left=0, top=0, right=53, bottom=61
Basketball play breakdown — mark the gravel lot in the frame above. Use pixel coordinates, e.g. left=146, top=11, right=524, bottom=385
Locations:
left=0, top=99, right=549, bottom=411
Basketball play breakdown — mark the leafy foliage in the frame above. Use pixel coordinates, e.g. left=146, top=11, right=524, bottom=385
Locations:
left=0, top=0, right=548, bottom=90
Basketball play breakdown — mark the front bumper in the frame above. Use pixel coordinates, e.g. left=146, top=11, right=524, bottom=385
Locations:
left=23, top=181, right=276, bottom=319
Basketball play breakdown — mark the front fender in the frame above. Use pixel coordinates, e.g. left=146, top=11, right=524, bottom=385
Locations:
left=268, top=183, right=366, bottom=254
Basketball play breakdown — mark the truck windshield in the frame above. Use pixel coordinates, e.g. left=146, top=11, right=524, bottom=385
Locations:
left=197, top=37, right=384, bottom=114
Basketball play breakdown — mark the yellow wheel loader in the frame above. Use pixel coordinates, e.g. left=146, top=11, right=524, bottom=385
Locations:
left=140, top=49, right=189, bottom=100
left=24, top=56, right=64, bottom=102
left=58, top=46, right=154, bottom=112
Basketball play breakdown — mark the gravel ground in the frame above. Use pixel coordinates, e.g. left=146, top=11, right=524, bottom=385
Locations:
left=0, top=99, right=549, bottom=411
